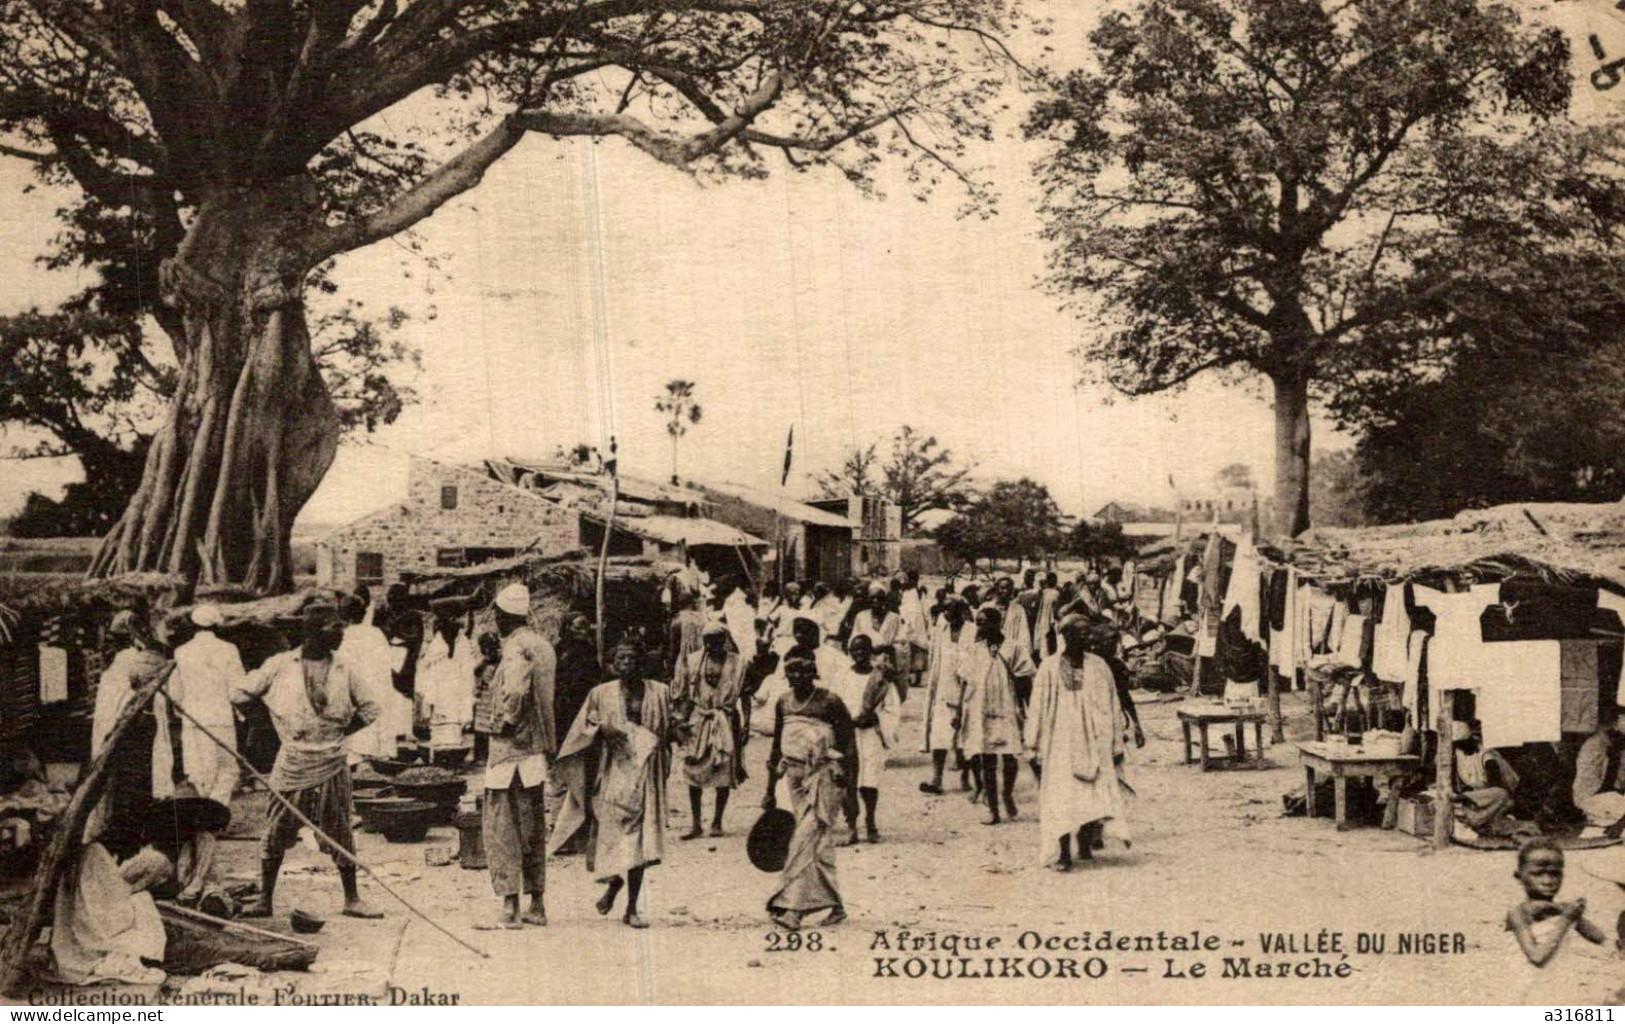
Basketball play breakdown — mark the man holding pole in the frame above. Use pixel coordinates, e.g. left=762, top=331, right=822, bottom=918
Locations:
left=232, top=602, right=383, bottom=920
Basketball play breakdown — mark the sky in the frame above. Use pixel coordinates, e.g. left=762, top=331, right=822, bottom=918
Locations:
left=34, top=1, right=1590, bottom=530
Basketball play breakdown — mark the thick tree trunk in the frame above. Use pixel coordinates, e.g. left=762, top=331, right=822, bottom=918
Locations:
left=1270, top=369, right=1312, bottom=539
left=89, top=184, right=338, bottom=592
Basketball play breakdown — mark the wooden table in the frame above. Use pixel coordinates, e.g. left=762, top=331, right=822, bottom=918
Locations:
left=1296, top=742, right=1421, bottom=830
left=1177, top=705, right=1268, bottom=770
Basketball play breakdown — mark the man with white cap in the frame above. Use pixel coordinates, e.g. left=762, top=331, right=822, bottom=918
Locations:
left=483, top=581, right=556, bottom=928
left=163, top=604, right=244, bottom=905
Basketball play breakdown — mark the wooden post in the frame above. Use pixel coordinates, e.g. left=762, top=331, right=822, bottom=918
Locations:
left=1310, top=667, right=1325, bottom=741
left=1433, top=688, right=1456, bottom=849
left=595, top=474, right=619, bottom=666
left=1266, top=668, right=1283, bottom=744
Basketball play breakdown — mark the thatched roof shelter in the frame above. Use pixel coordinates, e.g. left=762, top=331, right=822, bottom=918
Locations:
left=1275, top=500, right=1625, bottom=593
left=400, top=550, right=682, bottom=642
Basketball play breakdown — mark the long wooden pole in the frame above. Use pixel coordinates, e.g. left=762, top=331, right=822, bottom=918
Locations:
left=158, top=683, right=488, bottom=959
left=157, top=900, right=319, bottom=949
left=596, top=475, right=620, bottom=666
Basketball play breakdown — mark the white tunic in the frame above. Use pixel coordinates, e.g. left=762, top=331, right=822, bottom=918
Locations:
left=922, top=621, right=975, bottom=752
left=826, top=662, right=901, bottom=789
left=1024, top=654, right=1133, bottom=866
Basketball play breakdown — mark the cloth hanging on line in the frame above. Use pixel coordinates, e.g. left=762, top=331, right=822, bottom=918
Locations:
left=1402, top=630, right=1428, bottom=720
left=1414, top=583, right=1561, bottom=749
left=1370, top=583, right=1412, bottom=684
left=1222, top=539, right=1263, bottom=642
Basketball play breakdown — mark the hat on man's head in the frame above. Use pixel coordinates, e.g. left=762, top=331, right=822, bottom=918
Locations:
left=190, top=605, right=223, bottom=629
left=868, top=582, right=888, bottom=597
left=495, top=583, right=530, bottom=616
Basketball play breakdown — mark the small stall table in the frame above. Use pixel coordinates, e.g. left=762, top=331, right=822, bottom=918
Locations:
left=1177, top=705, right=1268, bottom=770
left=1296, top=742, right=1420, bottom=830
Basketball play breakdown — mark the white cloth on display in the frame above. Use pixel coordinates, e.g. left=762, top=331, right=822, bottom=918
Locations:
left=1268, top=569, right=1300, bottom=674
left=1334, top=613, right=1366, bottom=668
left=1370, top=584, right=1411, bottom=683
left=1413, top=583, right=1561, bottom=749
left=1598, top=592, right=1625, bottom=707
left=1402, top=630, right=1429, bottom=720
left=1222, top=539, right=1263, bottom=642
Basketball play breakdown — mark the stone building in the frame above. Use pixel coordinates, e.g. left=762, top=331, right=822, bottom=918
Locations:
left=315, top=456, right=578, bottom=591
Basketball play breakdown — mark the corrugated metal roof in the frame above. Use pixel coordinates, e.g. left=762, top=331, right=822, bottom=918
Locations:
left=586, top=513, right=768, bottom=549
left=696, top=480, right=861, bottom=529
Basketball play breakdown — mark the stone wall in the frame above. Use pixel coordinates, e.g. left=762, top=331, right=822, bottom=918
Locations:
left=318, top=458, right=579, bottom=591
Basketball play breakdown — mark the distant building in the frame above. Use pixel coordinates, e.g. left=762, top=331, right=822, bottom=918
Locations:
left=315, top=456, right=578, bottom=591
left=316, top=453, right=878, bottom=594
left=1092, top=501, right=1176, bottom=524
left=806, top=494, right=902, bottom=579
left=1176, top=481, right=1259, bottom=526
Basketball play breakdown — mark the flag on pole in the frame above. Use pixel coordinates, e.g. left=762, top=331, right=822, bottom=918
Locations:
left=780, top=426, right=795, bottom=487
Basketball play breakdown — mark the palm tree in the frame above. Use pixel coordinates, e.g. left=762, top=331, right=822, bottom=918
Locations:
left=655, top=380, right=703, bottom=484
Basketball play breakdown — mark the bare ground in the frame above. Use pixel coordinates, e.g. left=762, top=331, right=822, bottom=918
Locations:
left=196, top=692, right=1625, bottom=1006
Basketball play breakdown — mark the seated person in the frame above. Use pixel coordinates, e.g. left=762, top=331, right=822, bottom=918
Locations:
left=1572, top=709, right=1625, bottom=833
left=1453, top=721, right=1522, bottom=836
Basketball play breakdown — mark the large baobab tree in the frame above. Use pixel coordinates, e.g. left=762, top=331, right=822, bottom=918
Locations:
left=0, top=0, right=1030, bottom=590
left=1025, top=0, right=1597, bottom=537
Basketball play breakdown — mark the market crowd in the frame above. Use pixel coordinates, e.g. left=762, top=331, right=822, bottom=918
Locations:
left=6, top=563, right=1155, bottom=985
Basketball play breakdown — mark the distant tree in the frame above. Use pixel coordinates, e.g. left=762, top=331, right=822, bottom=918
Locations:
left=1344, top=335, right=1625, bottom=524
left=885, top=426, right=976, bottom=535
left=1026, top=0, right=1601, bottom=538
left=1215, top=464, right=1254, bottom=490
left=819, top=425, right=976, bottom=535
left=934, top=509, right=999, bottom=577
left=1067, top=519, right=1140, bottom=567
left=816, top=442, right=880, bottom=499
left=935, top=478, right=1066, bottom=571
left=1307, top=449, right=1370, bottom=528
left=656, top=380, right=703, bottom=485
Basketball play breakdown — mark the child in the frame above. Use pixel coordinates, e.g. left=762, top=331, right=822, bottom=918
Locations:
left=1508, top=838, right=1610, bottom=1003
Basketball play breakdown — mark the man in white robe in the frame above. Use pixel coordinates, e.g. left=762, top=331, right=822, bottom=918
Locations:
left=919, top=599, right=974, bottom=795
left=1024, top=617, right=1134, bottom=871
left=339, top=595, right=400, bottom=763
left=956, top=607, right=1034, bottom=824
left=825, top=635, right=900, bottom=844
left=162, top=604, right=244, bottom=904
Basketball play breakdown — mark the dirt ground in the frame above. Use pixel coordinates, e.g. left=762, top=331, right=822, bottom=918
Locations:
left=173, top=691, right=1625, bottom=1006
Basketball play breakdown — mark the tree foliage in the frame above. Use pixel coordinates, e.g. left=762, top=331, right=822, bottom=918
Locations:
left=934, top=477, right=1064, bottom=569
left=0, top=297, right=419, bottom=536
left=1066, top=518, right=1139, bottom=566
left=820, top=424, right=976, bottom=534
left=0, top=0, right=1034, bottom=587
left=816, top=440, right=880, bottom=500
left=1024, top=0, right=1614, bottom=537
